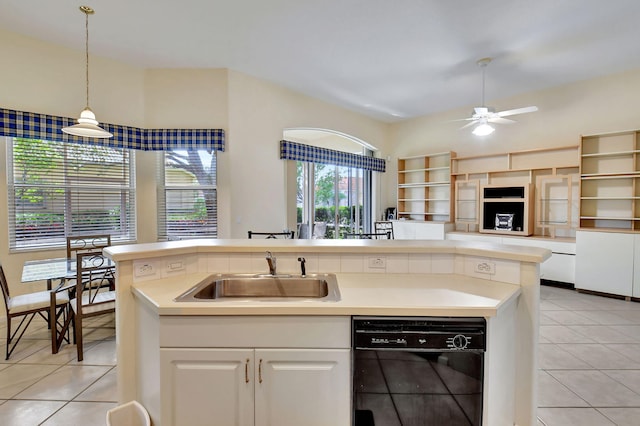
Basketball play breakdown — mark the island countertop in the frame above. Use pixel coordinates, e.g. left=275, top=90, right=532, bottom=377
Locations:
left=131, top=272, right=521, bottom=317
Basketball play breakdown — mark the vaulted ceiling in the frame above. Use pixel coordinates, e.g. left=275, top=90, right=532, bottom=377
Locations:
left=2, top=0, right=640, bottom=122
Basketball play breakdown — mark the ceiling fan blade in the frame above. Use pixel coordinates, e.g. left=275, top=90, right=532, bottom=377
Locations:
left=488, top=117, right=516, bottom=124
left=459, top=120, right=479, bottom=130
left=496, top=106, right=538, bottom=117
left=450, top=117, right=477, bottom=122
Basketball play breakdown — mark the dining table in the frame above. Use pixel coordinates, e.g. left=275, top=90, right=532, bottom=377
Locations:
left=21, top=256, right=116, bottom=354
left=21, top=256, right=116, bottom=289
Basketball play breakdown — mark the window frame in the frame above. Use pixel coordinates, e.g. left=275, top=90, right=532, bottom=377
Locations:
left=6, top=137, right=137, bottom=252
left=156, top=149, right=218, bottom=241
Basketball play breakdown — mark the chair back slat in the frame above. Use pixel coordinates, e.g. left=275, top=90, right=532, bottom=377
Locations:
left=66, top=235, right=112, bottom=260
left=75, top=251, right=115, bottom=311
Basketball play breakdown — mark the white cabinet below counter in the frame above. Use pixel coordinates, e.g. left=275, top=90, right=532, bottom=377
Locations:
left=137, top=309, right=352, bottom=426
left=575, top=230, right=640, bottom=297
left=161, top=348, right=350, bottom=426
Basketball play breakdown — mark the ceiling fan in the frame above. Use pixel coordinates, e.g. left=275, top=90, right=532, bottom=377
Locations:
left=456, top=58, right=538, bottom=136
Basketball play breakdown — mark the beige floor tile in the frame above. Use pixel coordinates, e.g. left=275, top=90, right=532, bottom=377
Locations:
left=539, top=325, right=596, bottom=344
left=14, top=365, right=111, bottom=400
left=75, top=367, right=117, bottom=402
left=598, top=407, right=640, bottom=425
left=572, top=310, right=635, bottom=325
left=17, top=341, right=80, bottom=365
left=608, top=325, right=640, bottom=340
left=558, top=343, right=640, bottom=369
left=540, top=300, right=564, bottom=311
left=543, top=311, right=598, bottom=325
left=538, top=370, right=589, bottom=408
left=78, top=339, right=117, bottom=366
left=0, top=400, right=66, bottom=426
left=0, top=364, right=60, bottom=399
left=547, top=298, right=608, bottom=311
left=539, top=313, right=559, bottom=325
left=548, top=370, right=640, bottom=407
left=538, top=344, right=591, bottom=370
left=537, top=407, right=615, bottom=426
left=567, top=325, right=640, bottom=343
left=41, top=401, right=117, bottom=426
left=608, top=343, right=640, bottom=363
left=602, top=370, right=640, bottom=394
left=0, top=339, right=50, bottom=364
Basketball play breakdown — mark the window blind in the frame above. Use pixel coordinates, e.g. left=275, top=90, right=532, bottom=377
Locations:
left=157, top=149, right=217, bottom=240
left=7, top=138, right=136, bottom=251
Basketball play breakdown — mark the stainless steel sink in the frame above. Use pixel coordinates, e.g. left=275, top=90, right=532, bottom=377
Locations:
left=174, top=273, right=341, bottom=302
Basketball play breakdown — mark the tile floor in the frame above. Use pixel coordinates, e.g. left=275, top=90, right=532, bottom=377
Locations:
left=538, top=284, right=640, bottom=426
left=0, top=313, right=117, bottom=425
left=2, top=285, right=640, bottom=425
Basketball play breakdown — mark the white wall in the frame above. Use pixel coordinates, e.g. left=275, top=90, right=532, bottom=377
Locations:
left=0, top=29, right=389, bottom=296
left=388, top=67, right=640, bottom=204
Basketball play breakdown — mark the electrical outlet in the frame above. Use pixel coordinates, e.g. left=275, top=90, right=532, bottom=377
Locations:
left=474, top=261, right=496, bottom=275
left=134, top=261, right=157, bottom=277
left=166, top=260, right=185, bottom=272
left=368, top=257, right=386, bottom=269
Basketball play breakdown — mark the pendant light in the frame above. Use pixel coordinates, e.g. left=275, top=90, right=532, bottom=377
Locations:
left=62, top=5, right=112, bottom=139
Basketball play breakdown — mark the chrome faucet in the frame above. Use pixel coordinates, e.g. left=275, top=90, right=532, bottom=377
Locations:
left=298, top=257, right=306, bottom=277
left=266, top=251, right=277, bottom=275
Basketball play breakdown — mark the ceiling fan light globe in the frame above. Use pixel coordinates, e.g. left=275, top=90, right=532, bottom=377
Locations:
left=472, top=123, right=495, bottom=136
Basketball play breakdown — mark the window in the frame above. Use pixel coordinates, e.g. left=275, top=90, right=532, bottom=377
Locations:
left=7, top=137, right=136, bottom=251
left=297, top=160, right=372, bottom=239
left=157, top=149, right=217, bottom=240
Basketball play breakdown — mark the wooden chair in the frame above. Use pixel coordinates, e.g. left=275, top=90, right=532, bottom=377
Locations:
left=374, top=221, right=394, bottom=239
left=68, top=251, right=116, bottom=361
left=248, top=231, right=295, bottom=239
left=67, top=234, right=113, bottom=290
left=344, top=231, right=392, bottom=239
left=0, top=263, right=71, bottom=359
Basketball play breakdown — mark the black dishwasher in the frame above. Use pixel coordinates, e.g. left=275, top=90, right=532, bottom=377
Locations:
left=352, top=317, right=486, bottom=426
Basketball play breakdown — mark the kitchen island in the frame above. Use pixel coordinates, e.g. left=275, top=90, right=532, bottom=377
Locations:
left=105, top=239, right=550, bottom=426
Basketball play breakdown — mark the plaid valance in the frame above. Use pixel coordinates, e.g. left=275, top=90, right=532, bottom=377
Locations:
left=0, top=108, right=225, bottom=151
left=280, top=140, right=385, bottom=172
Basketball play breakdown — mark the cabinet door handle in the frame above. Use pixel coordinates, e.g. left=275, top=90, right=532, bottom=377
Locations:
left=258, top=359, right=263, bottom=383
left=245, top=358, right=250, bottom=384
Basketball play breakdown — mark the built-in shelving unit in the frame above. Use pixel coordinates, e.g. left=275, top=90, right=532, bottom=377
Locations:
left=480, top=184, right=534, bottom=236
left=450, top=145, right=580, bottom=237
left=536, top=174, right=575, bottom=238
left=454, top=180, right=480, bottom=232
left=397, top=152, right=455, bottom=221
left=579, top=130, right=640, bottom=231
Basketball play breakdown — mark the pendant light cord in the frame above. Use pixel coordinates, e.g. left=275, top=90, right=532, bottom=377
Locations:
left=84, top=10, right=90, bottom=109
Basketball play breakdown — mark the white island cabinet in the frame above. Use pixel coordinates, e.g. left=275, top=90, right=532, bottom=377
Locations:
left=106, top=239, right=550, bottom=426
left=142, top=311, right=351, bottom=426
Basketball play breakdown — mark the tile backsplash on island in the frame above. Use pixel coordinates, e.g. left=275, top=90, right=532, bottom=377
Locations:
left=132, top=252, right=522, bottom=285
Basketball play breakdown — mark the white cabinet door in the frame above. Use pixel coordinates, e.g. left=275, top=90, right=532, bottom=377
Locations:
left=160, top=348, right=254, bottom=426
left=254, top=348, right=351, bottom=426
left=576, top=231, right=634, bottom=296
left=633, top=235, right=640, bottom=298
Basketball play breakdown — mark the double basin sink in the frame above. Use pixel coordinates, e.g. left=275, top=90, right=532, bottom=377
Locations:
left=174, top=273, right=341, bottom=302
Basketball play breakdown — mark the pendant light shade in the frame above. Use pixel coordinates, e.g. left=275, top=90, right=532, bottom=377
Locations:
left=62, top=6, right=112, bottom=139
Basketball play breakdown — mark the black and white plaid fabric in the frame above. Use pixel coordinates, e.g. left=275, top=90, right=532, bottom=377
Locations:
left=0, top=108, right=225, bottom=151
left=280, top=140, right=385, bottom=172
